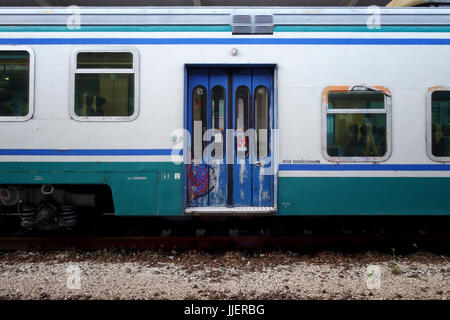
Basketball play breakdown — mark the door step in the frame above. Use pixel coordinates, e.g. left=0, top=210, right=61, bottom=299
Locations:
left=185, top=206, right=276, bottom=216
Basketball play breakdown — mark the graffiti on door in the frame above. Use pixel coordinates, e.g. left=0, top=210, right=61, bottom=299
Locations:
left=187, top=163, right=216, bottom=201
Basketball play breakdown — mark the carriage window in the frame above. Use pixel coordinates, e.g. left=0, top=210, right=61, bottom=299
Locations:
left=77, top=52, right=133, bottom=69
left=73, top=50, right=137, bottom=120
left=255, top=86, right=269, bottom=158
left=211, top=86, right=225, bottom=159
left=324, top=88, right=390, bottom=161
left=328, top=91, right=385, bottom=109
left=235, top=86, right=250, bottom=159
left=0, top=50, right=31, bottom=119
left=192, top=86, right=207, bottom=161
left=431, top=91, right=450, bottom=158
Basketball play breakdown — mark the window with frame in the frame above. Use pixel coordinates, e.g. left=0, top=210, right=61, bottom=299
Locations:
left=192, top=86, right=207, bottom=161
left=254, top=86, right=269, bottom=159
left=430, top=90, right=450, bottom=158
left=73, top=51, right=137, bottom=119
left=324, top=86, right=391, bottom=161
left=0, top=50, right=31, bottom=119
left=235, top=86, right=250, bottom=159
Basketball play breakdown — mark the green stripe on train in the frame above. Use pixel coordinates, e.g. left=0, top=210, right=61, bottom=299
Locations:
left=1, top=162, right=450, bottom=216
left=1, top=25, right=450, bottom=33
left=274, top=26, right=450, bottom=33
left=278, top=177, right=450, bottom=215
left=0, top=162, right=183, bottom=216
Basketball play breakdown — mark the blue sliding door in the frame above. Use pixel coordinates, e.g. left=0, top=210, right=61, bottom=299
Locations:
left=187, top=67, right=274, bottom=208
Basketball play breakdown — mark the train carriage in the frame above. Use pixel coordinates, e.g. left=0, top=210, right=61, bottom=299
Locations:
left=0, top=6, right=450, bottom=230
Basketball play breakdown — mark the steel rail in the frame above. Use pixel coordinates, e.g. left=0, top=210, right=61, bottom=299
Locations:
left=0, top=235, right=449, bottom=250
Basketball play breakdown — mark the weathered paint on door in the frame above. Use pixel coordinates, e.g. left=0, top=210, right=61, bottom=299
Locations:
left=186, top=67, right=274, bottom=208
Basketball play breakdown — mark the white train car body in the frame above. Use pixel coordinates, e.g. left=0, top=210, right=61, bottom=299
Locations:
left=0, top=7, right=449, bottom=224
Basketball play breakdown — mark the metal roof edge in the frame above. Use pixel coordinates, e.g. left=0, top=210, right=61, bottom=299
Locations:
left=0, top=7, right=449, bottom=26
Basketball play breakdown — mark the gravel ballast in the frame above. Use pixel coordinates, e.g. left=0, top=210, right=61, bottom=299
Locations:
left=0, top=250, right=449, bottom=300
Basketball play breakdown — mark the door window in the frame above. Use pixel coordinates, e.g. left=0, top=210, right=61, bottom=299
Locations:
left=192, top=86, right=207, bottom=162
left=211, top=85, right=225, bottom=159
left=254, top=86, right=269, bottom=159
left=235, top=86, right=250, bottom=159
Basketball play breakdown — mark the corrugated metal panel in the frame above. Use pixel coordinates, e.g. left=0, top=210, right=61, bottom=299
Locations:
left=0, top=7, right=449, bottom=26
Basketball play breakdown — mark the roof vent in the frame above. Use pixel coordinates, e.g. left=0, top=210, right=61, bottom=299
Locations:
left=232, top=14, right=273, bottom=35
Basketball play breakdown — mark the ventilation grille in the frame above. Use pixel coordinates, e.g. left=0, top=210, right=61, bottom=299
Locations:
left=232, top=14, right=273, bottom=35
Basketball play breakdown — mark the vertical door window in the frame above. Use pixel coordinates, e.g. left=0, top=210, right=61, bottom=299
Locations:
left=211, top=86, right=225, bottom=159
left=235, top=86, right=250, bottom=159
left=192, top=86, right=207, bottom=161
left=254, top=86, right=269, bottom=158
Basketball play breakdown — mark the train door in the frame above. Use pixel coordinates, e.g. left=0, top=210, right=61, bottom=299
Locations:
left=186, top=67, right=274, bottom=211
left=187, top=68, right=228, bottom=207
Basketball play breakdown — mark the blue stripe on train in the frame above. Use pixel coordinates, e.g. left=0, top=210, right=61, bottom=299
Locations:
left=0, top=149, right=182, bottom=156
left=279, top=164, right=450, bottom=171
left=1, top=38, right=450, bottom=45
left=0, top=151, right=448, bottom=171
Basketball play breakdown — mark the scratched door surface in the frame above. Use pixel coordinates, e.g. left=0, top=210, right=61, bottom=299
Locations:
left=187, top=68, right=228, bottom=207
left=232, top=68, right=274, bottom=207
left=232, top=68, right=252, bottom=206
left=187, top=67, right=273, bottom=208
left=187, top=69, right=210, bottom=207
left=251, top=68, right=274, bottom=207
left=208, top=69, right=228, bottom=206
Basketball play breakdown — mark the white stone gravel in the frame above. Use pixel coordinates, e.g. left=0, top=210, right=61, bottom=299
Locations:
left=1, top=252, right=449, bottom=300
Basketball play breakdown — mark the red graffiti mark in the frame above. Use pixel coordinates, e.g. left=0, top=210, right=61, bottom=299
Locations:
left=187, top=163, right=216, bottom=202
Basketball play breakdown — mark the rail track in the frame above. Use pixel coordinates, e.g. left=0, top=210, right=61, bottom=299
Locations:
left=0, top=216, right=449, bottom=251
left=1, top=234, right=450, bottom=251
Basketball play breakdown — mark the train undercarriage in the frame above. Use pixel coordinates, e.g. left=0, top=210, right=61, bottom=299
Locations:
left=0, top=185, right=113, bottom=230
